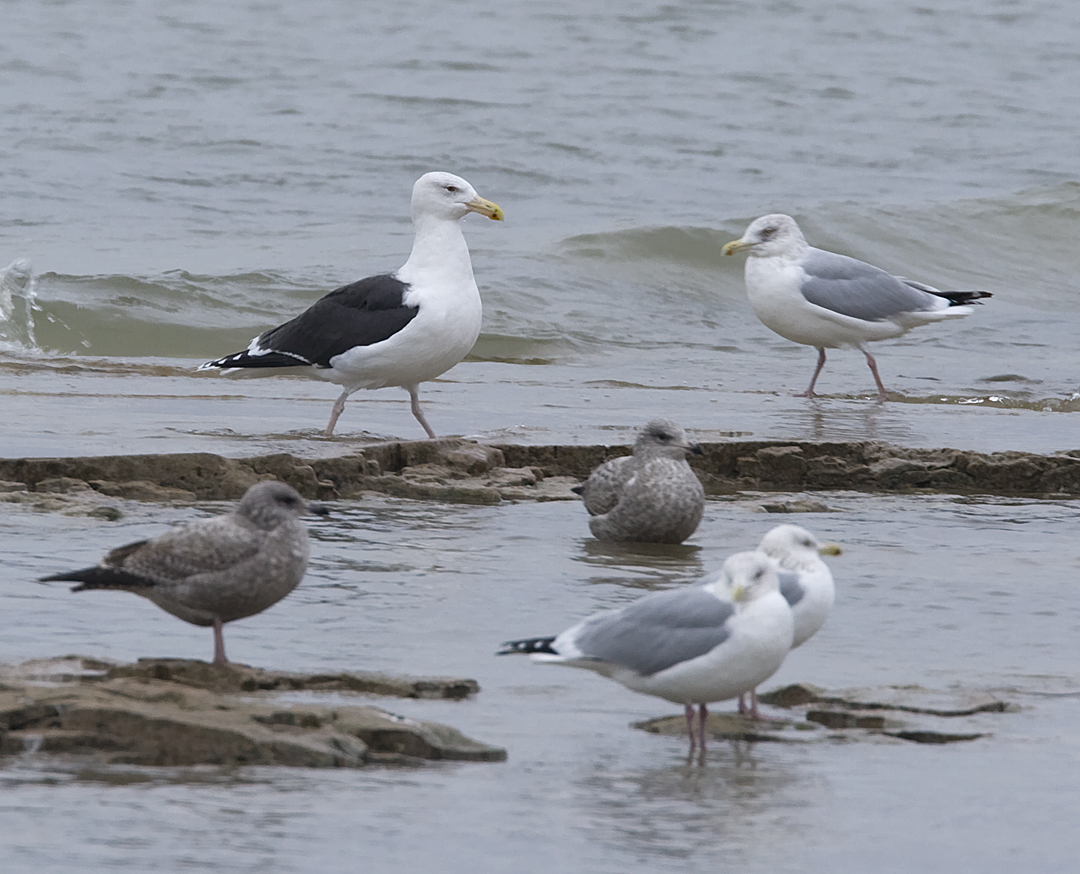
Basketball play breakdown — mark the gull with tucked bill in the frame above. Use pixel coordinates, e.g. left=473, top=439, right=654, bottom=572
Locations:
left=574, top=419, right=706, bottom=544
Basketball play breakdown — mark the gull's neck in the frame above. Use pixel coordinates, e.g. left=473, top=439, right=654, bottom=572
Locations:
left=396, top=214, right=475, bottom=287
left=773, top=551, right=822, bottom=573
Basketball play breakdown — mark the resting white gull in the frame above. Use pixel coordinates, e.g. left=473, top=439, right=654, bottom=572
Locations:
left=198, top=172, right=504, bottom=437
left=738, top=524, right=840, bottom=719
left=499, top=551, right=794, bottom=750
left=40, top=481, right=329, bottom=665
left=573, top=419, right=705, bottom=544
left=721, top=214, right=991, bottom=400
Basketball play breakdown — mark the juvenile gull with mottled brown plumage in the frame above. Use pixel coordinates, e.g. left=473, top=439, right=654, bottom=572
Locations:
left=574, top=419, right=705, bottom=544
left=40, top=481, right=329, bottom=665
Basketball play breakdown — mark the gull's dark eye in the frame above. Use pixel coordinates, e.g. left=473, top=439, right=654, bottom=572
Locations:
left=760, top=226, right=776, bottom=239
left=446, top=185, right=459, bottom=193
left=277, top=495, right=298, bottom=506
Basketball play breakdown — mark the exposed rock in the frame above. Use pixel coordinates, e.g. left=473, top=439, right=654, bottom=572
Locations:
left=89, top=479, right=197, bottom=502
left=805, top=710, right=891, bottom=729
left=760, top=498, right=833, bottom=513
left=35, top=476, right=93, bottom=493
left=883, top=730, right=984, bottom=744
left=634, top=712, right=812, bottom=743
left=85, top=505, right=124, bottom=521
left=106, top=658, right=481, bottom=700
left=441, top=444, right=505, bottom=475
left=633, top=683, right=1014, bottom=745
left=0, top=657, right=505, bottom=767
left=4, top=438, right=1080, bottom=503
left=758, top=683, right=1018, bottom=716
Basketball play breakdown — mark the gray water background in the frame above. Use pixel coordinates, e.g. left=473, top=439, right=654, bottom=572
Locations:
left=2, top=1, right=1080, bottom=871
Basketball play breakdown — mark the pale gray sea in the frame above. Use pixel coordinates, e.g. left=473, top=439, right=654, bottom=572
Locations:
left=2, top=1, right=1080, bottom=872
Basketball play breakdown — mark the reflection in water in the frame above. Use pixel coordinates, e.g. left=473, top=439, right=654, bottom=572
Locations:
left=575, top=538, right=707, bottom=592
left=579, top=743, right=812, bottom=867
left=778, top=396, right=913, bottom=444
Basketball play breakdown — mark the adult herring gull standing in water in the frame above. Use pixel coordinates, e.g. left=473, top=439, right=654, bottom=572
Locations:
left=40, top=481, right=329, bottom=665
left=739, top=524, right=840, bottom=718
left=498, top=551, right=794, bottom=750
left=721, top=214, right=991, bottom=400
left=199, top=172, right=504, bottom=437
left=573, top=419, right=706, bottom=544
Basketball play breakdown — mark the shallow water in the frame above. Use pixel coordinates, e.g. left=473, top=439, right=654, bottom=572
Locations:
left=3, top=1, right=1080, bottom=455
left=3, top=492, right=1080, bottom=872
left=3, top=1, right=1080, bottom=871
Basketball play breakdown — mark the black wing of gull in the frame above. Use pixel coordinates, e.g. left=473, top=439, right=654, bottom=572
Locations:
left=207, top=274, right=417, bottom=370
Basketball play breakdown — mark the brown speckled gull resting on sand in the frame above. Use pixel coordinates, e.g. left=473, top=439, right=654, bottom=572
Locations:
left=40, top=481, right=329, bottom=665
left=574, top=419, right=705, bottom=544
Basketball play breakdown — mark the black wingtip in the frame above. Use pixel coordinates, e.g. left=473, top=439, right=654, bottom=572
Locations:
left=938, top=290, right=993, bottom=306
left=497, top=636, right=558, bottom=656
left=40, top=566, right=155, bottom=591
left=201, top=348, right=314, bottom=371
left=570, top=485, right=584, bottom=496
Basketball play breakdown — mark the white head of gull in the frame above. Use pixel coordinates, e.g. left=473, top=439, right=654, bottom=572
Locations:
left=40, top=481, right=330, bottom=665
left=199, top=171, right=504, bottom=437
left=499, top=550, right=794, bottom=750
left=722, top=214, right=991, bottom=401
left=758, top=523, right=839, bottom=649
left=734, top=523, right=841, bottom=719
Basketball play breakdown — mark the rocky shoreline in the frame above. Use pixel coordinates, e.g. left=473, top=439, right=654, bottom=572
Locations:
left=0, top=659, right=1012, bottom=768
left=0, top=437, right=1054, bottom=768
left=0, top=657, right=506, bottom=767
left=3, top=436, right=1080, bottom=506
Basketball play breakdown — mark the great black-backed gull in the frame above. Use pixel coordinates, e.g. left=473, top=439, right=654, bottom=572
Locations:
left=199, top=171, right=504, bottom=437
left=499, top=551, right=794, bottom=750
left=722, top=214, right=991, bottom=400
left=40, top=481, right=329, bottom=665
left=573, top=419, right=705, bottom=544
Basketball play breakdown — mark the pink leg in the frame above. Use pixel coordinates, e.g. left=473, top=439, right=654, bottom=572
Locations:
left=738, top=693, right=749, bottom=716
left=746, top=689, right=786, bottom=722
left=698, top=703, right=708, bottom=750
left=685, top=704, right=696, bottom=749
left=212, top=616, right=228, bottom=666
left=795, top=347, right=827, bottom=397
left=324, top=390, right=351, bottom=437
left=859, top=344, right=888, bottom=401
left=408, top=385, right=437, bottom=439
